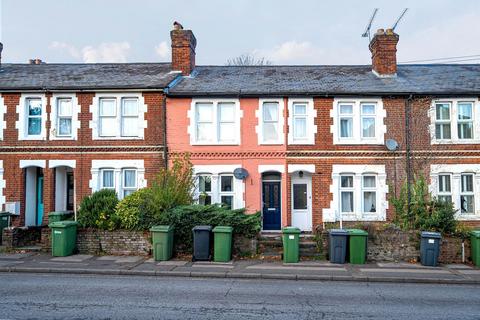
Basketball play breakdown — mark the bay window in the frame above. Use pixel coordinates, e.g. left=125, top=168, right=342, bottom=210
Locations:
left=219, top=175, right=234, bottom=209
left=198, top=175, right=212, bottom=205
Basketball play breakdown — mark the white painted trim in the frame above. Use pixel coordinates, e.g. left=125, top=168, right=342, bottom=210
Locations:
left=291, top=172, right=312, bottom=231
left=429, top=98, right=480, bottom=144
left=323, top=164, right=388, bottom=222
left=256, top=98, right=285, bottom=145
left=89, top=93, right=147, bottom=140
left=0, top=160, right=5, bottom=208
left=258, top=164, right=285, bottom=174
left=20, top=160, right=46, bottom=168
left=0, top=95, right=6, bottom=140
left=50, top=93, right=81, bottom=140
left=49, top=160, right=76, bottom=169
left=16, top=94, right=48, bottom=140
left=287, top=98, right=316, bottom=145
left=288, top=164, right=315, bottom=174
left=430, top=164, right=480, bottom=220
left=188, top=98, right=242, bottom=145
left=330, top=98, right=386, bottom=145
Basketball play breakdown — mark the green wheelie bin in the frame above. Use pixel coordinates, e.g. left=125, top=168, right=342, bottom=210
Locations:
left=213, top=226, right=233, bottom=262
left=49, top=221, right=78, bottom=257
left=48, top=211, right=74, bottom=224
left=282, top=227, right=301, bottom=263
left=0, top=211, right=12, bottom=245
left=348, top=229, right=368, bottom=264
left=471, top=230, right=480, bottom=267
left=150, top=225, right=174, bottom=261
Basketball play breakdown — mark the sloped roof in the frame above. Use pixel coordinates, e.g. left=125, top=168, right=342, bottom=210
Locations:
left=169, top=64, right=480, bottom=96
left=0, top=63, right=177, bottom=90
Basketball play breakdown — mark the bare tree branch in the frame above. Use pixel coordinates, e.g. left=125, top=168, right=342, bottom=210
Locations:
left=226, top=54, right=272, bottom=66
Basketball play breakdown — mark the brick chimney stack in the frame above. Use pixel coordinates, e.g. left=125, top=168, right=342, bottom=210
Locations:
left=369, top=28, right=399, bottom=77
left=170, top=21, right=197, bottom=76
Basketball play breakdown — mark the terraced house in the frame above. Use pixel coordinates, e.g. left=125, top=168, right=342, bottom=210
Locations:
left=0, top=23, right=480, bottom=233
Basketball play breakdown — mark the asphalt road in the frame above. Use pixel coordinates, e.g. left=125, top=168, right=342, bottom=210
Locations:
left=1, top=273, right=479, bottom=320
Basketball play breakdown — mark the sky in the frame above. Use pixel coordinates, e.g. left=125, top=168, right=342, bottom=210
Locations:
left=1, top=0, right=479, bottom=65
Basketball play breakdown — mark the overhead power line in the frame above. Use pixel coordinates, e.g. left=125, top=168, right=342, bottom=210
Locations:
left=400, top=54, right=480, bottom=64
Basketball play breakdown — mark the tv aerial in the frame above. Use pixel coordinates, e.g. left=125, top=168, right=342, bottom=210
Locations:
left=361, top=8, right=379, bottom=41
left=392, top=8, right=408, bottom=31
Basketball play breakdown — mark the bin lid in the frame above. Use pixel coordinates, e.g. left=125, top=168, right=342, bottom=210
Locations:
left=0, top=211, right=12, bottom=217
left=48, top=221, right=78, bottom=228
left=192, top=225, right=212, bottom=231
left=347, top=229, right=368, bottom=236
left=282, top=227, right=301, bottom=234
left=421, top=231, right=441, bottom=238
left=213, top=226, right=233, bottom=233
left=329, top=229, right=348, bottom=235
left=470, top=230, right=480, bottom=238
left=48, top=211, right=73, bottom=216
left=150, top=225, right=173, bottom=232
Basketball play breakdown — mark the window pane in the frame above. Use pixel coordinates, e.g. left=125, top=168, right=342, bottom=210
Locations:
left=363, top=192, right=376, bottom=212
left=219, top=123, right=235, bottom=142
left=218, top=103, right=235, bottom=122
left=458, top=123, right=473, bottom=139
left=458, top=103, right=473, bottom=120
left=122, top=117, right=138, bottom=137
left=339, top=104, right=353, bottom=114
left=362, top=118, right=375, bottom=137
left=341, top=176, right=353, bottom=188
left=221, top=176, right=233, bottom=192
left=436, top=103, right=450, bottom=120
left=435, top=124, right=451, bottom=139
left=294, top=104, right=307, bottom=115
left=58, top=99, right=72, bottom=116
left=123, top=190, right=135, bottom=197
left=461, top=195, right=474, bottom=214
left=100, top=117, right=116, bottom=136
left=361, top=104, right=375, bottom=114
left=439, top=175, right=451, bottom=192
left=341, top=192, right=353, bottom=212
left=122, top=98, right=139, bottom=116
left=198, top=175, right=211, bottom=192
left=28, top=118, right=41, bottom=135
left=461, top=174, right=473, bottom=192
left=363, top=176, right=376, bottom=188
left=28, top=99, right=42, bottom=116
left=58, top=118, right=72, bottom=135
left=294, top=118, right=307, bottom=138
left=123, top=170, right=136, bottom=188
left=263, top=102, right=278, bottom=121
left=438, top=195, right=452, bottom=203
left=102, top=170, right=114, bottom=188
left=293, top=184, right=307, bottom=210
left=263, top=122, right=278, bottom=141
left=196, top=123, right=213, bottom=141
left=199, top=195, right=211, bottom=205
left=196, top=103, right=213, bottom=121
left=100, top=99, right=116, bottom=116
left=340, top=118, right=353, bottom=138
left=221, top=196, right=233, bottom=209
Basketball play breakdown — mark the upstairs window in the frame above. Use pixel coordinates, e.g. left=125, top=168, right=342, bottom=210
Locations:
left=432, top=100, right=479, bottom=144
left=293, top=103, right=307, bottom=139
left=457, top=102, right=473, bottom=139
left=99, top=98, right=117, bottom=137
left=288, top=99, right=316, bottom=145
left=262, top=102, right=280, bottom=142
left=361, top=104, right=376, bottom=138
left=339, top=104, right=353, bottom=138
left=435, top=103, right=451, bottom=139
left=56, top=98, right=73, bottom=137
left=27, top=98, right=42, bottom=136
left=121, top=98, right=139, bottom=137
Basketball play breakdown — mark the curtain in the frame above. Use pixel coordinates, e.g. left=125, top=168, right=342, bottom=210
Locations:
left=340, top=118, right=352, bottom=137
left=124, top=170, right=136, bottom=188
left=59, top=118, right=72, bottom=135
left=102, top=171, right=114, bottom=188
left=341, top=192, right=353, bottom=212
left=363, top=192, right=376, bottom=212
left=294, top=118, right=307, bottom=138
left=122, top=98, right=138, bottom=116
left=362, top=118, right=375, bottom=137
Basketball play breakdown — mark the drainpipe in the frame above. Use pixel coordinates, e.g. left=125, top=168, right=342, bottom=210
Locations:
left=162, top=94, right=168, bottom=169
left=405, top=94, right=413, bottom=224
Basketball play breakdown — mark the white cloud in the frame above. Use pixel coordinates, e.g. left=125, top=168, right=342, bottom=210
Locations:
left=253, top=41, right=325, bottom=64
left=49, top=41, right=131, bottom=63
left=155, top=41, right=170, bottom=60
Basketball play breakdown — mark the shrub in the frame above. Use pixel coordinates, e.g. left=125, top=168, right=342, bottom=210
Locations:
left=114, top=188, right=152, bottom=230
left=158, top=205, right=261, bottom=252
left=77, top=189, right=119, bottom=229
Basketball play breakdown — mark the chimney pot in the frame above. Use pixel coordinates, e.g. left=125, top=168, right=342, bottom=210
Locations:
left=170, top=22, right=196, bottom=76
left=369, top=28, right=399, bottom=77
left=29, top=59, right=35, bottom=64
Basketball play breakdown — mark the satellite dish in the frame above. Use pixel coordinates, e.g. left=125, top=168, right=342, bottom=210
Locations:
left=233, top=168, right=249, bottom=180
left=386, top=139, right=399, bottom=151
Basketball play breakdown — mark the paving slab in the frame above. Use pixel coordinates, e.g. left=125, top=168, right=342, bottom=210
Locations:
left=50, top=255, right=94, bottom=263
left=96, top=256, right=119, bottom=261
left=0, top=253, right=36, bottom=260
left=156, top=260, right=188, bottom=266
left=445, top=264, right=473, bottom=270
left=359, top=268, right=451, bottom=274
left=113, top=256, right=144, bottom=264
left=0, top=260, right=23, bottom=267
left=246, top=264, right=347, bottom=272
left=376, top=262, right=426, bottom=269
left=192, top=264, right=234, bottom=269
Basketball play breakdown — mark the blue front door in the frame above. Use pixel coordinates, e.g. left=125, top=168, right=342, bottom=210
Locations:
left=262, top=181, right=281, bottom=230
left=36, top=171, right=44, bottom=226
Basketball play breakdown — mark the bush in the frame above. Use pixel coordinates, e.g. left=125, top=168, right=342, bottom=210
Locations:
left=78, top=189, right=119, bottom=230
left=392, top=175, right=458, bottom=235
left=158, top=205, right=261, bottom=252
left=114, top=188, right=152, bottom=230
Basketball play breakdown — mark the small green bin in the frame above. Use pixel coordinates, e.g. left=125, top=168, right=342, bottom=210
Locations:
left=471, top=230, right=480, bottom=267
left=48, top=211, right=74, bottom=224
left=49, top=221, right=78, bottom=257
left=150, top=225, right=174, bottom=261
left=0, top=211, right=12, bottom=245
left=282, top=227, right=301, bottom=263
left=213, top=226, right=233, bottom=262
left=348, top=229, right=368, bottom=264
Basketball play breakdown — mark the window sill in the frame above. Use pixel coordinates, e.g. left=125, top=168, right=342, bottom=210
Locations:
left=335, top=140, right=383, bottom=145
left=338, top=212, right=385, bottom=221
left=191, top=142, right=240, bottom=146
left=456, top=214, right=480, bottom=221
left=19, top=136, right=46, bottom=141
left=431, top=139, right=480, bottom=145
left=95, top=137, right=144, bottom=140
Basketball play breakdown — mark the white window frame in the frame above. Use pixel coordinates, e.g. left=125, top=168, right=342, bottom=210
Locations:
left=219, top=174, right=235, bottom=208
left=460, top=173, right=475, bottom=215
left=338, top=103, right=354, bottom=139
left=430, top=98, right=480, bottom=144
left=50, top=94, right=80, bottom=140
left=430, top=164, right=480, bottom=220
left=437, top=173, right=452, bottom=203
left=0, top=95, right=6, bottom=140
left=121, top=98, right=140, bottom=137
left=90, top=93, right=147, bottom=140
left=323, top=165, right=388, bottom=222
left=287, top=98, right=316, bottom=145
left=122, top=168, right=138, bottom=198
left=434, top=102, right=452, bottom=140
left=188, top=99, right=241, bottom=145
left=362, top=174, right=377, bottom=214
left=457, top=102, right=474, bottom=140
left=360, top=103, right=376, bottom=139
left=339, top=174, right=354, bottom=213
left=100, top=169, right=116, bottom=190
left=16, top=94, right=48, bottom=140
left=257, top=98, right=285, bottom=145
left=197, top=174, right=213, bottom=205
left=331, top=98, right=386, bottom=145
left=90, top=160, right=146, bottom=199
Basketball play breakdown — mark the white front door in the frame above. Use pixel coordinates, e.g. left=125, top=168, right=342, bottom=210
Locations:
left=291, top=173, right=312, bottom=231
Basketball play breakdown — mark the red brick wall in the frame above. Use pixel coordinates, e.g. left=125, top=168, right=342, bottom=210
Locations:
left=170, top=29, right=196, bottom=76
left=369, top=31, right=399, bottom=76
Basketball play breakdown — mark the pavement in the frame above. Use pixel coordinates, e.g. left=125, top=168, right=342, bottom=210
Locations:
left=0, top=252, right=479, bottom=284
